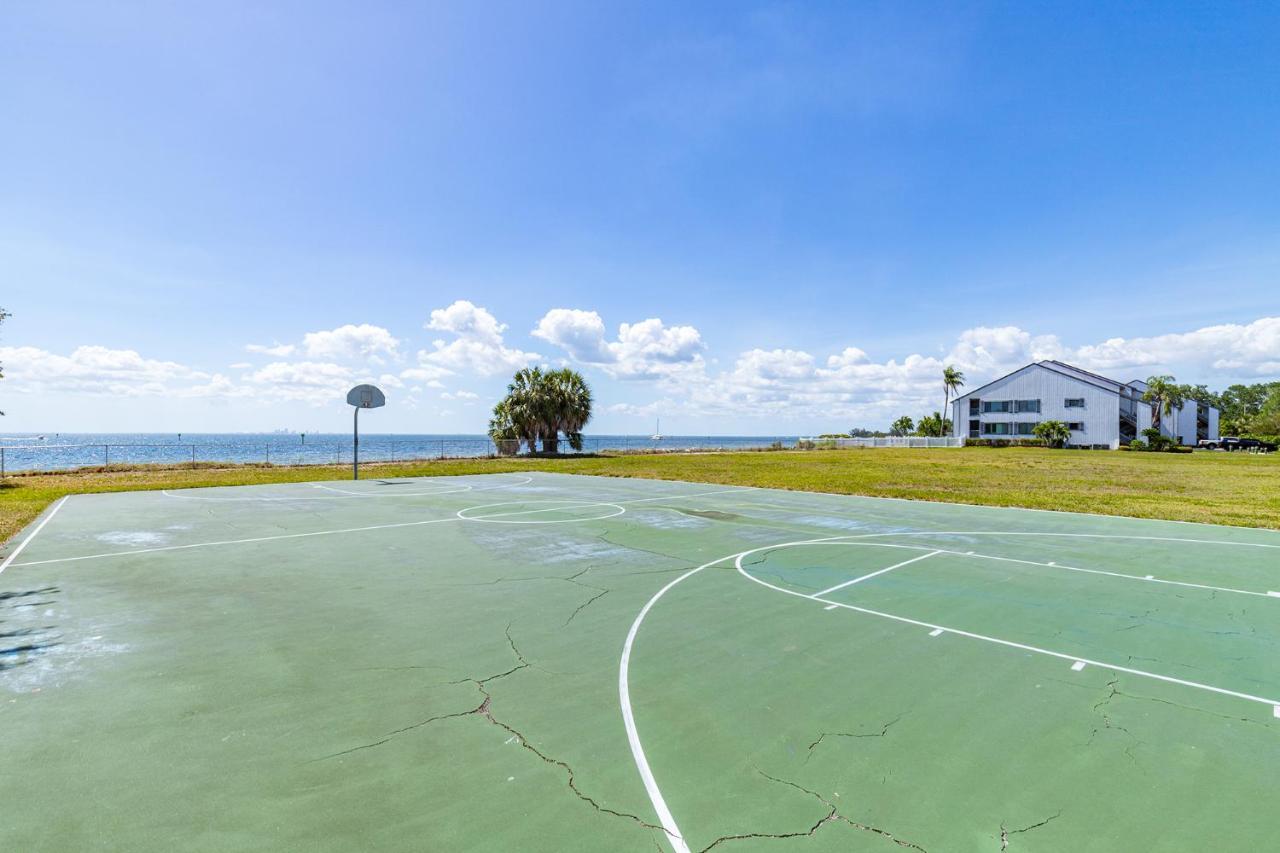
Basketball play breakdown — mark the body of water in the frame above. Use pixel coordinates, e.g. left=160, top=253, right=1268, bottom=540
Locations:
left=0, top=433, right=803, bottom=472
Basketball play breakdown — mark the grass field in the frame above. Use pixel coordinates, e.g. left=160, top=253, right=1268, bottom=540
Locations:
left=3, top=471, right=1279, bottom=851
left=1, top=448, right=1278, bottom=547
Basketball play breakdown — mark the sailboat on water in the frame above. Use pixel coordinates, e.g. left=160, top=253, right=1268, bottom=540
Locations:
left=650, top=418, right=663, bottom=441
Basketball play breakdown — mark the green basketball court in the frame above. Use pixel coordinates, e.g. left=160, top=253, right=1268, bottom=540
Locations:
left=2, top=472, right=1278, bottom=851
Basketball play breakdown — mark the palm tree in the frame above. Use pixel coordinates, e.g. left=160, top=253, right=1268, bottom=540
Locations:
left=488, top=367, right=593, bottom=455
left=540, top=368, right=592, bottom=453
left=890, top=415, right=915, bottom=437
left=488, top=399, right=520, bottom=456
left=942, top=366, right=965, bottom=435
left=1142, top=375, right=1185, bottom=436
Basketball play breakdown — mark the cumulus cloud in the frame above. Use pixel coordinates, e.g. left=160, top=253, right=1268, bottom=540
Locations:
left=1073, top=317, right=1280, bottom=376
left=610, top=315, right=1280, bottom=427
left=532, top=309, right=705, bottom=380
left=419, top=300, right=539, bottom=376
left=241, top=360, right=356, bottom=402
left=245, top=342, right=296, bottom=357
left=9, top=312, right=1278, bottom=427
left=247, top=325, right=400, bottom=363
left=0, top=345, right=207, bottom=396
left=301, top=324, right=400, bottom=361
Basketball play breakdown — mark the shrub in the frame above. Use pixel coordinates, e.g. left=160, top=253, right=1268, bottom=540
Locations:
left=1032, top=420, right=1071, bottom=449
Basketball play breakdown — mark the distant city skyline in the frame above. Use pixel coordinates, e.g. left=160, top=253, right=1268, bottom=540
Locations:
left=3, top=3, right=1278, bottom=433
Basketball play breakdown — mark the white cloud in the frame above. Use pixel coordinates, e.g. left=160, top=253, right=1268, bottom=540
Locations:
left=426, top=300, right=507, bottom=346
left=0, top=345, right=207, bottom=396
left=610, top=315, right=1280, bottom=427
left=419, top=300, right=539, bottom=376
left=532, top=309, right=613, bottom=362
left=532, top=309, right=705, bottom=380
left=301, top=323, right=400, bottom=361
left=242, top=360, right=356, bottom=403
left=246, top=342, right=296, bottom=357
left=247, top=325, right=400, bottom=363
left=1073, top=317, right=1280, bottom=376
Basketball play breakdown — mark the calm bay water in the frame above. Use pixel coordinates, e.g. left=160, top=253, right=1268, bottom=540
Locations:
left=0, top=433, right=801, bottom=472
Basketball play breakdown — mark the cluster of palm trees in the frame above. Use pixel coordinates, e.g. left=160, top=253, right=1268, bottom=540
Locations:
left=488, top=367, right=593, bottom=455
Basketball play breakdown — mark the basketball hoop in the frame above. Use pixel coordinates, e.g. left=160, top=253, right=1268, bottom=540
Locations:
left=346, top=384, right=386, bottom=480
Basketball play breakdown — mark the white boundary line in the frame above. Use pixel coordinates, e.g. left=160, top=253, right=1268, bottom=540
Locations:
left=9, top=486, right=753, bottom=568
left=12, top=516, right=462, bottom=567
left=621, top=531, right=1280, bottom=852
left=0, top=495, right=69, bottom=577
left=309, top=482, right=473, bottom=497
left=785, top=539, right=1278, bottom=600
left=812, top=550, right=941, bottom=597
left=160, top=475, right=533, bottom=502
left=540, top=468, right=1280, bottom=535
left=732, top=539, right=1280, bottom=709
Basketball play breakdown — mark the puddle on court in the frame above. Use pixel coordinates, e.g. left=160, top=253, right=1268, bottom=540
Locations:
left=95, top=530, right=171, bottom=547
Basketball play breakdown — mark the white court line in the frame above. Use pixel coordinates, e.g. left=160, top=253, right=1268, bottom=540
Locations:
left=0, top=495, right=69, bottom=577
left=733, top=545, right=1280, bottom=711
left=160, top=475, right=532, bottom=502
left=740, top=537, right=1276, bottom=602
left=837, top=529, right=1280, bottom=551
left=10, top=486, right=752, bottom=568
left=620, top=554, right=739, bottom=853
left=942, top=548, right=1275, bottom=599
left=11, top=516, right=462, bottom=567
left=620, top=530, right=1280, bottom=853
left=309, top=482, right=474, bottom=497
left=811, top=550, right=941, bottom=597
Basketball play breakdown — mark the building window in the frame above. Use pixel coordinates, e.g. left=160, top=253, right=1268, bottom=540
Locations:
left=984, top=422, right=1012, bottom=436
left=1015, top=422, right=1037, bottom=436
left=968, top=419, right=980, bottom=438
left=969, top=398, right=980, bottom=415
left=982, top=400, right=1012, bottom=413
left=1067, top=422, right=1084, bottom=431
left=1064, top=398, right=1085, bottom=408
left=1015, top=399, right=1041, bottom=413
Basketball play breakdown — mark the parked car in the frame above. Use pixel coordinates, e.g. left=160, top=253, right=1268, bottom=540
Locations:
left=1199, top=436, right=1278, bottom=451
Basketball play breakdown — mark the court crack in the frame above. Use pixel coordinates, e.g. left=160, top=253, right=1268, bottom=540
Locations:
left=698, top=769, right=926, bottom=852
left=314, top=627, right=667, bottom=843
left=999, top=811, right=1061, bottom=850
left=805, top=715, right=903, bottom=762
left=1084, top=680, right=1141, bottom=765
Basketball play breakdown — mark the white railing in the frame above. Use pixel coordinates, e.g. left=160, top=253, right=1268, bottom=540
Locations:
left=797, top=436, right=964, bottom=449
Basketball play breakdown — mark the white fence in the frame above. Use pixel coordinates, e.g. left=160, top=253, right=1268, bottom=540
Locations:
left=797, top=436, right=965, bottom=449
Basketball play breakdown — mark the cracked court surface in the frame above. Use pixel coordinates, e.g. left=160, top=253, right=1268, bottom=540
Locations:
left=1, top=472, right=1279, bottom=851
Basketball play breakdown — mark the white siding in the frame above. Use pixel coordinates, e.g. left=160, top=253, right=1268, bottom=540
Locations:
left=952, top=364, right=1121, bottom=448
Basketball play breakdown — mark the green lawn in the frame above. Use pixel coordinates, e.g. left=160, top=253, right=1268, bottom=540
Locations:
left=2, top=447, right=1278, bottom=547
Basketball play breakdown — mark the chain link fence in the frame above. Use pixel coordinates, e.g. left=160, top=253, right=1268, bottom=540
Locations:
left=0, top=436, right=808, bottom=474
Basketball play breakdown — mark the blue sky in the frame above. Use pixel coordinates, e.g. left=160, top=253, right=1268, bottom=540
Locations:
left=2, top=2, right=1278, bottom=434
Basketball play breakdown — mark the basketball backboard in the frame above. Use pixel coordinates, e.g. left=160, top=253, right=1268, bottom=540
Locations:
left=347, top=384, right=386, bottom=409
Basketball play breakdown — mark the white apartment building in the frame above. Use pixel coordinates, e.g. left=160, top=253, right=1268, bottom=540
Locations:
left=951, top=360, right=1219, bottom=449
